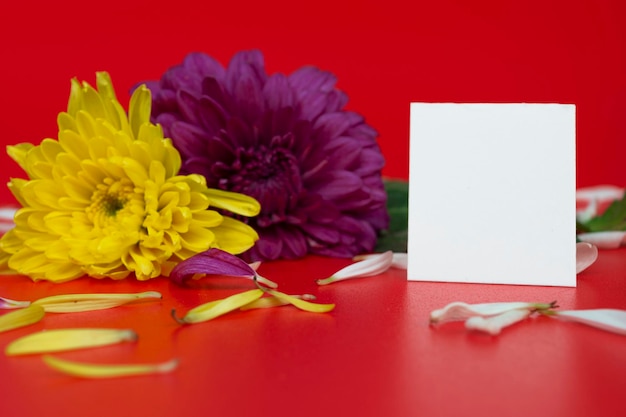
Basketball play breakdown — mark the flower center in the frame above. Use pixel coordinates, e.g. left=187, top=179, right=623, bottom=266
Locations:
left=87, top=178, right=136, bottom=226
left=215, top=139, right=302, bottom=220
left=101, top=194, right=126, bottom=216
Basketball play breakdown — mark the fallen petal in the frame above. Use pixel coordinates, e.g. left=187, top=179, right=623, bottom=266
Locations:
left=354, top=252, right=407, bottom=269
left=430, top=301, right=556, bottom=325
left=577, top=231, right=626, bottom=249
left=552, top=309, right=626, bottom=335
left=390, top=253, right=408, bottom=269
left=317, top=250, right=394, bottom=285
left=174, top=289, right=264, bottom=324
left=266, top=290, right=335, bottom=313
left=5, top=328, right=137, bottom=356
left=170, top=248, right=256, bottom=285
left=576, top=197, right=597, bottom=223
left=43, top=355, right=179, bottom=378
left=32, top=291, right=162, bottom=313
left=254, top=274, right=279, bottom=289
left=0, top=206, right=17, bottom=234
left=465, top=308, right=532, bottom=335
left=0, top=296, right=31, bottom=310
left=170, top=248, right=277, bottom=287
left=576, top=185, right=624, bottom=203
left=576, top=242, right=598, bottom=273
left=0, top=304, right=45, bottom=333
left=240, top=294, right=316, bottom=310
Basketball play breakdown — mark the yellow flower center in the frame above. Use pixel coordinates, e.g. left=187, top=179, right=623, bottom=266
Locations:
left=87, top=178, right=139, bottom=228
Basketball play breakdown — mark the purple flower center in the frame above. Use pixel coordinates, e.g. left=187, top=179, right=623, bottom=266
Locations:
left=214, top=136, right=302, bottom=226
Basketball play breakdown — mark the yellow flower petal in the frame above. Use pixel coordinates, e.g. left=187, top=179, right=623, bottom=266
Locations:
left=0, top=305, right=45, bottom=333
left=5, top=328, right=137, bottom=356
left=128, top=85, right=152, bottom=139
left=204, top=188, right=261, bottom=217
left=211, top=217, right=259, bottom=255
left=240, top=294, right=316, bottom=311
left=175, top=289, right=264, bottom=324
left=267, top=290, right=335, bottom=313
left=32, top=291, right=162, bottom=313
left=42, top=355, right=178, bottom=379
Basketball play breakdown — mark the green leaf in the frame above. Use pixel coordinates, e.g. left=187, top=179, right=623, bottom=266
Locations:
left=584, top=193, right=626, bottom=232
left=375, top=179, right=409, bottom=253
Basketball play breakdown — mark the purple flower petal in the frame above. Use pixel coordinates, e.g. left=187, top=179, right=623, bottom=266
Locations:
left=169, top=248, right=256, bottom=286
left=169, top=121, right=211, bottom=160
left=300, top=222, right=341, bottom=245
left=310, top=171, right=363, bottom=200
left=226, top=50, right=267, bottom=95
left=183, top=52, right=225, bottom=80
left=194, top=96, right=227, bottom=135
left=276, top=226, right=308, bottom=259
left=177, top=89, right=202, bottom=124
left=249, top=230, right=283, bottom=261
left=263, top=74, right=295, bottom=111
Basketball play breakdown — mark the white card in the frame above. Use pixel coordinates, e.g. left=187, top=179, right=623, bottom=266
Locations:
left=408, top=103, right=576, bottom=286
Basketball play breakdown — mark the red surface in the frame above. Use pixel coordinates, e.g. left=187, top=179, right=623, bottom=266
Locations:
left=0, top=251, right=625, bottom=417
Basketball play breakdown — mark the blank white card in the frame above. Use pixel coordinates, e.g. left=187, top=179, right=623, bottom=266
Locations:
left=408, top=103, right=576, bottom=286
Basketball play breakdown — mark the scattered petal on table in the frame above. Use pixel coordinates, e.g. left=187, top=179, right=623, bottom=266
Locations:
left=317, top=250, right=394, bottom=285
left=169, top=248, right=277, bottom=288
left=32, top=291, right=162, bottom=313
left=576, top=242, right=598, bottom=273
left=173, top=289, right=264, bottom=324
left=430, top=301, right=556, bottom=325
left=552, top=309, right=626, bottom=335
left=576, top=197, right=597, bottom=223
left=240, top=294, right=316, bottom=310
left=577, top=231, right=626, bottom=249
left=354, top=252, right=407, bottom=269
left=0, top=206, right=17, bottom=233
left=390, top=253, right=408, bottom=269
left=5, top=328, right=137, bottom=356
left=0, top=304, right=45, bottom=333
left=0, top=296, right=31, bottom=310
left=43, top=355, right=179, bottom=378
left=266, top=290, right=335, bottom=313
left=465, top=308, right=533, bottom=335
left=576, top=185, right=624, bottom=202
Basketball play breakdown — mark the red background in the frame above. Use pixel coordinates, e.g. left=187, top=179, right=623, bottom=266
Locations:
left=1, top=0, right=625, bottom=204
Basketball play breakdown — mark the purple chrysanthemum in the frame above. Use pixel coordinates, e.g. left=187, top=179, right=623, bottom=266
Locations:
left=142, top=50, right=389, bottom=261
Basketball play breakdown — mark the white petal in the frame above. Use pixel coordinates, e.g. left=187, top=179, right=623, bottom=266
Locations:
left=577, top=231, right=626, bottom=249
left=0, top=206, right=16, bottom=233
left=576, top=242, right=598, bottom=273
left=317, top=251, right=393, bottom=285
left=353, top=252, right=407, bottom=269
left=554, top=309, right=626, bottom=335
left=391, top=253, right=407, bottom=269
left=576, top=197, right=597, bottom=223
left=576, top=185, right=624, bottom=202
left=0, top=206, right=18, bottom=219
left=430, top=301, right=550, bottom=324
left=465, top=308, right=532, bottom=335
left=0, top=296, right=31, bottom=309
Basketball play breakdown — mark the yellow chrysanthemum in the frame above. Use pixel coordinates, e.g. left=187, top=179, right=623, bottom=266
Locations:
left=0, top=72, right=260, bottom=282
